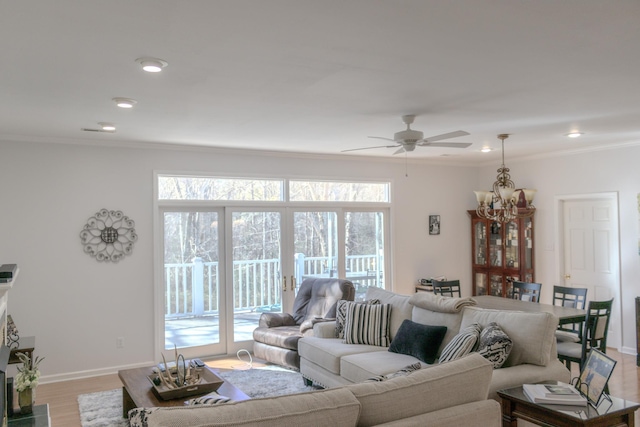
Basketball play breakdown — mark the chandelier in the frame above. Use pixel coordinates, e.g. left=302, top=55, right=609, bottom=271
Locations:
left=474, top=134, right=536, bottom=223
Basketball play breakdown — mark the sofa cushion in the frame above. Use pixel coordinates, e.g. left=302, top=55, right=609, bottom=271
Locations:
left=345, top=353, right=493, bottom=427
left=460, top=306, right=558, bottom=367
left=365, top=287, right=413, bottom=340
left=438, top=322, right=481, bottom=364
left=298, top=337, right=386, bottom=375
left=388, top=319, right=447, bottom=364
left=476, top=322, right=512, bottom=369
left=343, top=302, right=391, bottom=346
left=341, top=350, right=426, bottom=383
left=128, top=387, right=361, bottom=427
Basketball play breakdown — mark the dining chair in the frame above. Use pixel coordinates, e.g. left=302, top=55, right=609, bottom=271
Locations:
left=432, top=279, right=461, bottom=297
left=511, top=281, right=542, bottom=303
left=556, top=298, right=613, bottom=372
left=553, top=285, right=588, bottom=343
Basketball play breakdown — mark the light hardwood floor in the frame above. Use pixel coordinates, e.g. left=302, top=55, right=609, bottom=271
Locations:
left=31, top=349, right=640, bottom=427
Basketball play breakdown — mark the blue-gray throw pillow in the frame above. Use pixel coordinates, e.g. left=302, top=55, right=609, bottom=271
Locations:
left=388, top=319, right=447, bottom=364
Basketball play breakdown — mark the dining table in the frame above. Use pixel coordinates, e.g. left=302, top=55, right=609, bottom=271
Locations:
left=472, top=295, right=587, bottom=326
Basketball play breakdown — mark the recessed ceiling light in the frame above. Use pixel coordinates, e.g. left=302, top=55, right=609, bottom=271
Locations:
left=135, top=57, right=168, bottom=72
left=567, top=132, right=584, bottom=138
left=481, top=147, right=492, bottom=153
left=112, top=97, right=137, bottom=108
left=98, top=122, right=116, bottom=132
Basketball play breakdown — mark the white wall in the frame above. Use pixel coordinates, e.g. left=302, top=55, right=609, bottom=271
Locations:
left=0, top=139, right=477, bottom=381
left=476, top=144, right=640, bottom=356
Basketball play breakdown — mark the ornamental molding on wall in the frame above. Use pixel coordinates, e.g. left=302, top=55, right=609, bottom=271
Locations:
left=80, top=209, right=138, bottom=262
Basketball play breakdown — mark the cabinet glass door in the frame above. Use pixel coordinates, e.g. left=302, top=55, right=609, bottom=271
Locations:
left=489, top=222, right=502, bottom=267
left=490, top=274, right=503, bottom=296
left=473, top=220, right=487, bottom=265
left=474, top=272, right=488, bottom=295
left=524, top=217, right=533, bottom=270
left=505, top=220, right=519, bottom=269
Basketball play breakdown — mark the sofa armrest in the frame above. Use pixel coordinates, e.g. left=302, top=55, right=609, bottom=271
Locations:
left=258, top=312, right=297, bottom=328
left=312, top=319, right=338, bottom=338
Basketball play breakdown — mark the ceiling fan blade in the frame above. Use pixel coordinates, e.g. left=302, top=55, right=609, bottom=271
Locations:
left=393, top=147, right=405, bottom=155
left=420, top=142, right=473, bottom=148
left=422, top=130, right=470, bottom=143
left=341, top=145, right=399, bottom=153
left=368, top=136, right=397, bottom=142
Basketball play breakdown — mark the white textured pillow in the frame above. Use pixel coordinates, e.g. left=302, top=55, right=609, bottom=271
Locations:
left=343, top=302, right=391, bottom=346
left=438, top=323, right=482, bottom=364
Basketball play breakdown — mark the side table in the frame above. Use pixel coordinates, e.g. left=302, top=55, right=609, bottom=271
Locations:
left=8, top=404, right=50, bottom=426
left=498, top=384, right=640, bottom=427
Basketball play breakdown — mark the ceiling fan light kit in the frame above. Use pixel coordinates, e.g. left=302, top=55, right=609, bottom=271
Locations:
left=474, top=134, right=536, bottom=223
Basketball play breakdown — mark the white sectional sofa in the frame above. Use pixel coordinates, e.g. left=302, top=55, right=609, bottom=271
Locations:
left=129, top=353, right=501, bottom=427
left=299, top=287, right=570, bottom=399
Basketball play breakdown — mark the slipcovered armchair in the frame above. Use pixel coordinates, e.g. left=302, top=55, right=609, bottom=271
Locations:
left=253, top=277, right=355, bottom=369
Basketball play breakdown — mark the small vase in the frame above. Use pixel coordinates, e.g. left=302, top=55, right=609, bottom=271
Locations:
left=18, top=388, right=33, bottom=415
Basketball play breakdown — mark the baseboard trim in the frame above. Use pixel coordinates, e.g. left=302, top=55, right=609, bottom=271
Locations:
left=38, top=360, right=156, bottom=384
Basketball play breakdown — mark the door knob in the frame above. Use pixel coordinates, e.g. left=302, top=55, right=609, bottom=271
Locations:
left=564, top=274, right=571, bottom=279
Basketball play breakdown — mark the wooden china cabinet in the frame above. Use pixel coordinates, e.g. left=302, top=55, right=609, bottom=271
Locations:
left=467, top=210, right=535, bottom=298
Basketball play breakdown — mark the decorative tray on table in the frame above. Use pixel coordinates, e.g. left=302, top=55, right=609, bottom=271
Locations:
left=148, top=367, right=224, bottom=400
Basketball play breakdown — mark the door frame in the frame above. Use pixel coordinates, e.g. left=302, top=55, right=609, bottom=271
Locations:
left=554, top=191, right=622, bottom=351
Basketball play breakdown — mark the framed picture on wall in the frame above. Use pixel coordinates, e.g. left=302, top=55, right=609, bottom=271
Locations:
left=429, top=215, right=440, bottom=235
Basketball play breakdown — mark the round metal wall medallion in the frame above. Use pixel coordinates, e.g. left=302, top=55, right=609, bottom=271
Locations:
left=80, top=209, right=138, bottom=262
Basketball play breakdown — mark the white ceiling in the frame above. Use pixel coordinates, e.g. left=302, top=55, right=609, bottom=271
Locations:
left=2, top=1, right=640, bottom=165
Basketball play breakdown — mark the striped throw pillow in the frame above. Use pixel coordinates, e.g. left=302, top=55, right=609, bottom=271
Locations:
left=438, top=323, right=482, bottom=364
left=343, top=302, right=391, bottom=346
left=336, top=298, right=380, bottom=338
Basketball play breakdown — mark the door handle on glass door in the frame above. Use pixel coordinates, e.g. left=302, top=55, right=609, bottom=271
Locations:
left=291, top=276, right=296, bottom=291
left=283, top=277, right=287, bottom=292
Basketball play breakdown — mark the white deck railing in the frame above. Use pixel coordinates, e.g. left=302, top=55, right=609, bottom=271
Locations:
left=165, top=254, right=382, bottom=319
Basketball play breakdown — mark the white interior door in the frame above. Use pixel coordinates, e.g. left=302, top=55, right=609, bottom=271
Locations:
left=560, top=195, right=621, bottom=349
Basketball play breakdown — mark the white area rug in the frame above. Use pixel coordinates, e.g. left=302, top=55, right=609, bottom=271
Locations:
left=78, top=366, right=320, bottom=427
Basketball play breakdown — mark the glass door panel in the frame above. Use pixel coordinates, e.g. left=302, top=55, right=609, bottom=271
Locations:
left=231, top=211, right=282, bottom=343
left=293, top=211, right=338, bottom=291
left=163, top=211, right=224, bottom=354
left=345, top=211, right=385, bottom=300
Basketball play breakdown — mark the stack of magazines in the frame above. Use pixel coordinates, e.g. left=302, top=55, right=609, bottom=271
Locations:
left=523, top=383, right=587, bottom=406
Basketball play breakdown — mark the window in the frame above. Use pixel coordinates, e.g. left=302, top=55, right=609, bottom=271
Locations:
left=158, top=176, right=284, bottom=201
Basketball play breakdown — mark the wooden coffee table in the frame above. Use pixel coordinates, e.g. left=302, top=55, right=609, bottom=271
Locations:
left=118, top=365, right=250, bottom=418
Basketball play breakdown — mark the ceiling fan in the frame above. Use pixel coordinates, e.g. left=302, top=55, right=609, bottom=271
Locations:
left=343, top=115, right=471, bottom=155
